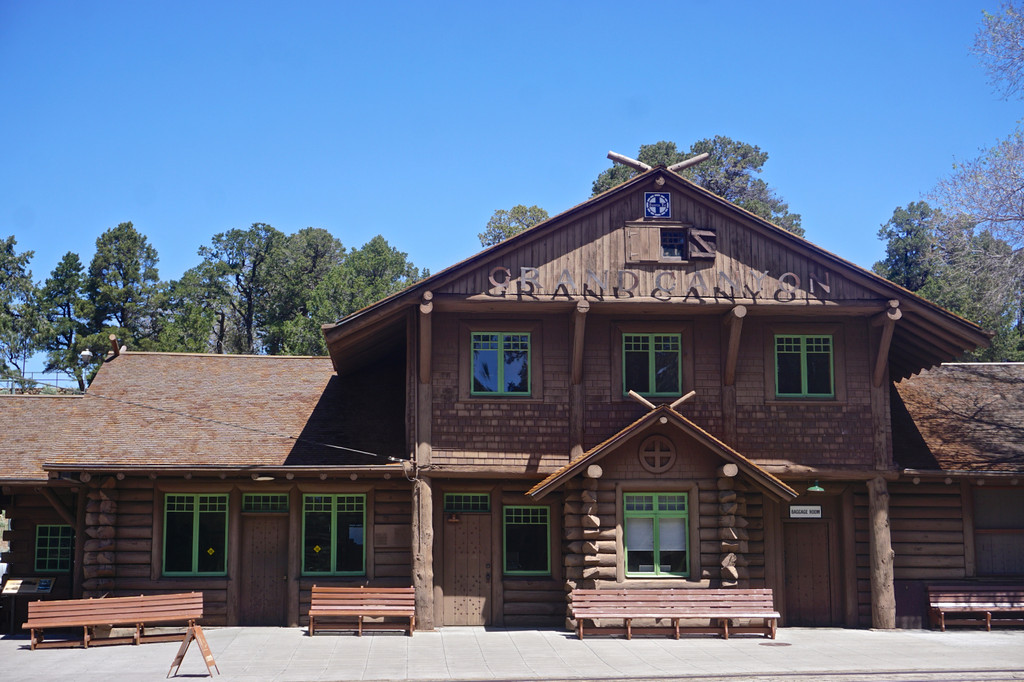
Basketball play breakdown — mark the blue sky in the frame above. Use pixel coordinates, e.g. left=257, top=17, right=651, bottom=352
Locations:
left=1, top=1, right=1020, bottom=365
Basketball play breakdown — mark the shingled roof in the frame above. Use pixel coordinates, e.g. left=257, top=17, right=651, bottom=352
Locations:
left=0, top=352, right=405, bottom=479
left=0, top=395, right=83, bottom=482
left=893, top=363, right=1024, bottom=473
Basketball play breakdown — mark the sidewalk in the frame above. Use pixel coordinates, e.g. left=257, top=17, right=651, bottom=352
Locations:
left=2, top=625, right=1023, bottom=681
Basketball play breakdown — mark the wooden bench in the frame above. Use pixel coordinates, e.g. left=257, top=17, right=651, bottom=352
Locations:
left=308, top=585, right=415, bottom=636
left=23, top=592, right=204, bottom=650
left=570, top=587, right=779, bottom=640
left=927, top=585, right=1024, bottom=631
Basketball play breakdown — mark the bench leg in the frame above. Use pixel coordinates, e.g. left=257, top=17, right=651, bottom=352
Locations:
left=722, top=619, right=729, bottom=640
left=673, top=618, right=680, bottom=640
left=985, top=612, right=992, bottom=632
left=625, top=618, right=632, bottom=640
left=83, top=626, right=90, bottom=648
left=769, top=618, right=777, bottom=639
left=30, top=629, right=39, bottom=651
left=577, top=619, right=584, bottom=640
left=357, top=615, right=363, bottom=637
left=408, top=615, right=415, bottom=636
left=309, top=615, right=315, bottom=637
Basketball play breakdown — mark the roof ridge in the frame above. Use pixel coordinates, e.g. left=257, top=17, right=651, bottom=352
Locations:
left=111, top=351, right=330, bottom=359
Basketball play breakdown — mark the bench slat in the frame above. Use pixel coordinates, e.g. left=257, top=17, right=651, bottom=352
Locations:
left=308, top=586, right=415, bottom=637
left=22, top=592, right=203, bottom=650
left=570, top=588, right=778, bottom=641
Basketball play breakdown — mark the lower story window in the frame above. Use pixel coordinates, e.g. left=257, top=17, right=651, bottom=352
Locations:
left=164, top=494, right=228, bottom=576
left=974, top=488, right=1024, bottom=576
left=503, top=506, right=549, bottom=575
left=35, top=525, right=73, bottom=572
left=303, top=494, right=365, bottom=575
left=624, top=492, right=688, bottom=577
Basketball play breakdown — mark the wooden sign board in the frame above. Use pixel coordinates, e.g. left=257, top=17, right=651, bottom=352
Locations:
left=2, top=578, right=55, bottom=595
left=789, top=505, right=823, bottom=519
left=167, top=623, right=219, bottom=678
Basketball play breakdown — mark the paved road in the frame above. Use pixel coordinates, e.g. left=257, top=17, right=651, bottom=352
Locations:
left=2, top=626, right=1023, bottom=681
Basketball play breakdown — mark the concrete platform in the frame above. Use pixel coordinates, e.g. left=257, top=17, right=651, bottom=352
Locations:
left=2, top=626, right=1023, bottom=681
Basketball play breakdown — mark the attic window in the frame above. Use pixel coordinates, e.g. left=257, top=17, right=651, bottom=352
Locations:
left=660, top=230, right=687, bottom=260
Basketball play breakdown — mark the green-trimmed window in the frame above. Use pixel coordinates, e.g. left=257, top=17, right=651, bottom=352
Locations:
left=503, top=506, right=549, bottom=575
left=242, top=493, right=289, bottom=513
left=444, top=493, right=490, bottom=513
left=163, top=494, right=228, bottom=576
left=35, top=525, right=73, bottom=572
left=302, top=494, right=365, bottom=575
left=623, top=333, right=681, bottom=396
left=624, top=492, right=688, bottom=577
left=471, top=332, right=531, bottom=395
left=775, top=335, right=834, bottom=398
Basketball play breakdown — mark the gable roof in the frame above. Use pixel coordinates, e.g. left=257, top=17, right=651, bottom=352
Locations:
left=323, top=167, right=990, bottom=379
left=893, top=363, right=1024, bottom=474
left=526, top=404, right=798, bottom=501
left=0, top=353, right=403, bottom=479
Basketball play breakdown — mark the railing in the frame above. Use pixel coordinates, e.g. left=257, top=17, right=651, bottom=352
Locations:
left=0, top=372, right=82, bottom=394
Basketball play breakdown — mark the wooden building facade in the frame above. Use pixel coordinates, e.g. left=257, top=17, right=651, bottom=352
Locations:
left=2, top=167, right=1021, bottom=631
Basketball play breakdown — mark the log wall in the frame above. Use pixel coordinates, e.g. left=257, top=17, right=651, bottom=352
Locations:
left=0, top=487, right=79, bottom=627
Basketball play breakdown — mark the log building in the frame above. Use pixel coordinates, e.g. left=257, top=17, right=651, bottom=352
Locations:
left=2, top=166, right=1021, bottom=631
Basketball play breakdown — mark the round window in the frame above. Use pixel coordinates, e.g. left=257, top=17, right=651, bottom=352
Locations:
left=639, top=435, right=676, bottom=474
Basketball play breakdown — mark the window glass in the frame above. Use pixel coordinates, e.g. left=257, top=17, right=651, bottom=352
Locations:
left=975, top=488, right=1024, bottom=576
left=302, top=494, right=365, bottom=575
left=35, top=525, right=73, bottom=573
left=164, top=494, right=227, bottom=575
left=623, top=334, right=681, bottom=396
left=624, top=492, right=688, bottom=577
left=472, top=332, right=531, bottom=395
left=504, top=506, right=549, bottom=575
left=775, top=335, right=834, bottom=398
left=660, top=229, right=686, bottom=259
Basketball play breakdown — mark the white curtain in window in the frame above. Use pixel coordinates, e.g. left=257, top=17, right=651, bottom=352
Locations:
left=626, top=517, right=654, bottom=550
left=659, top=517, right=686, bottom=551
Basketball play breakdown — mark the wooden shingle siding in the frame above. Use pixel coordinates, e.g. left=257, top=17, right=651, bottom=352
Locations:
left=438, top=189, right=873, bottom=304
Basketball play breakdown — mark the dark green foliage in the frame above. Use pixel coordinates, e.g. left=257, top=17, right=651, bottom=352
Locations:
left=478, top=205, right=549, bottom=247
left=40, top=252, right=89, bottom=390
left=85, top=222, right=165, bottom=349
left=0, top=236, right=42, bottom=388
left=875, top=203, right=1024, bottom=361
left=591, top=137, right=804, bottom=237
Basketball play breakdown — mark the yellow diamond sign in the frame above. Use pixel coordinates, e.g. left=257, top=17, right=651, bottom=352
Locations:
left=207, top=547, right=215, bottom=555
left=314, top=545, right=322, bottom=553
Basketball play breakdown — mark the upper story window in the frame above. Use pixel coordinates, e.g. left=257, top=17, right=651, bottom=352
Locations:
left=623, top=333, right=681, bottom=397
left=775, top=335, right=834, bottom=398
left=471, top=332, right=531, bottom=396
left=660, top=230, right=687, bottom=260
left=164, top=494, right=228, bottom=576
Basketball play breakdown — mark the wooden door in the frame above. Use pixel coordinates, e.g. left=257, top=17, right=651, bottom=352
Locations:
left=239, top=515, right=289, bottom=626
left=783, top=521, right=834, bottom=626
left=442, top=513, right=492, bottom=625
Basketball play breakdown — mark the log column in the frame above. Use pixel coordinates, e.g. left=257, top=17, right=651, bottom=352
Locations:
left=82, top=477, right=117, bottom=596
left=569, top=301, right=589, bottom=460
left=717, top=465, right=749, bottom=586
left=412, top=293, right=435, bottom=630
left=867, top=476, right=896, bottom=628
